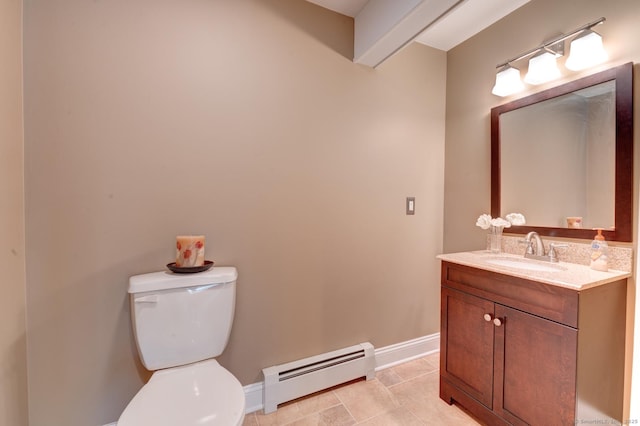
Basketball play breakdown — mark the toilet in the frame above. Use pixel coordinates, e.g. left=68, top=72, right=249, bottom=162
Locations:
left=118, top=266, right=245, bottom=426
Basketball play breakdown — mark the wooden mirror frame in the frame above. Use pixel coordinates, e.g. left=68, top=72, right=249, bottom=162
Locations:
left=491, top=62, right=633, bottom=242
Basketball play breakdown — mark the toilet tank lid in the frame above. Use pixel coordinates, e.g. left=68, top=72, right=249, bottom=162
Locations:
left=129, top=267, right=237, bottom=294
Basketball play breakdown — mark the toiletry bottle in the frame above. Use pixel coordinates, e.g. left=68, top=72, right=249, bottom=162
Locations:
left=590, top=229, right=609, bottom=272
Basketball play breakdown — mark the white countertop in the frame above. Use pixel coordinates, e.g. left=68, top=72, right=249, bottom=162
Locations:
left=437, top=251, right=631, bottom=290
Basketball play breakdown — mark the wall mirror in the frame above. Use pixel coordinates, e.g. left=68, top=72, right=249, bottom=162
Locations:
left=491, top=62, right=633, bottom=242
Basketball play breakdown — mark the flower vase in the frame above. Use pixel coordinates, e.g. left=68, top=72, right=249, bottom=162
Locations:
left=489, top=225, right=504, bottom=254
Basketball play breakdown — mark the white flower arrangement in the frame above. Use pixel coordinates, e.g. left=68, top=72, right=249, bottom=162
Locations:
left=475, top=213, right=526, bottom=230
left=505, top=213, right=526, bottom=226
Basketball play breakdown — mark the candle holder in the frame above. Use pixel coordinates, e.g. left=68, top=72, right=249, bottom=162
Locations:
left=167, top=260, right=214, bottom=274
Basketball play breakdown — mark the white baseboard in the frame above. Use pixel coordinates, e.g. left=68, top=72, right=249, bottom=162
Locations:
left=245, top=332, right=440, bottom=414
left=244, top=381, right=265, bottom=414
left=103, top=332, right=440, bottom=423
left=374, top=333, right=440, bottom=371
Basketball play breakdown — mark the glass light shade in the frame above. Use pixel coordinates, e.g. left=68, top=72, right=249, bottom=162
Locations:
left=524, top=51, right=561, bottom=85
left=565, top=31, right=608, bottom=71
left=491, top=66, right=524, bottom=97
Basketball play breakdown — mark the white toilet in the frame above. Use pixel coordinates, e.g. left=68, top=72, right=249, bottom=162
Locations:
left=118, top=266, right=245, bottom=426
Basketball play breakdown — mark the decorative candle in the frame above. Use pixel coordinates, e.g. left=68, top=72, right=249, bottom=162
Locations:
left=176, top=235, right=205, bottom=267
left=566, top=217, right=583, bottom=229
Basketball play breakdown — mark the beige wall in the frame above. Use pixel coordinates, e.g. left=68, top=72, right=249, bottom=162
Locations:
left=23, top=1, right=446, bottom=424
left=0, top=0, right=28, bottom=425
left=444, top=0, right=640, bottom=419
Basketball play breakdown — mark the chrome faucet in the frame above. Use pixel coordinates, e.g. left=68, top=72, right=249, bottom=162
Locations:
left=525, top=231, right=545, bottom=257
left=523, top=231, right=568, bottom=263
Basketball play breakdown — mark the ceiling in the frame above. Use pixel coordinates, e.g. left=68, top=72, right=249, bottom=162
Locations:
left=306, top=0, right=530, bottom=52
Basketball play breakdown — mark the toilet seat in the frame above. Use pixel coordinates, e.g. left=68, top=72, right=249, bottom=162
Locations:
left=117, top=359, right=245, bottom=426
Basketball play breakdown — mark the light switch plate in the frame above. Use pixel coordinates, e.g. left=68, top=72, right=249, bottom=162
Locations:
left=406, top=197, right=415, bottom=215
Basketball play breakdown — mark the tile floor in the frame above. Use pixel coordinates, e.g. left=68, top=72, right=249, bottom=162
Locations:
left=242, top=352, right=482, bottom=425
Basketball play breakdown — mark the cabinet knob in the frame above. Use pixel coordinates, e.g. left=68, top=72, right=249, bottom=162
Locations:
left=493, top=318, right=503, bottom=327
left=483, top=313, right=493, bottom=322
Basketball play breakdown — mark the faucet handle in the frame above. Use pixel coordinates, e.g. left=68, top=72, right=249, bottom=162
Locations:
left=548, top=243, right=569, bottom=263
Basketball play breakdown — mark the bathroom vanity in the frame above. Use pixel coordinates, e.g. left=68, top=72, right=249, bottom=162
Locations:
left=438, top=252, right=629, bottom=425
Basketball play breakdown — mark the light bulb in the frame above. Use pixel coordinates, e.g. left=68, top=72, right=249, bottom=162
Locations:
left=566, top=30, right=608, bottom=71
left=524, top=51, right=561, bottom=85
left=492, top=66, right=524, bottom=97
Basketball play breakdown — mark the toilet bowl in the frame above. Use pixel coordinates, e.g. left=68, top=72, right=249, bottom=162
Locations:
left=117, top=360, right=244, bottom=426
left=118, top=267, right=245, bottom=425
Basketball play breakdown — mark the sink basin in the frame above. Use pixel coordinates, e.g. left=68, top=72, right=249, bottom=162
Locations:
left=484, top=257, right=566, bottom=272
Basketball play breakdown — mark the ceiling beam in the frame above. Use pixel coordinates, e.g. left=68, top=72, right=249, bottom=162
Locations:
left=353, top=0, right=464, bottom=67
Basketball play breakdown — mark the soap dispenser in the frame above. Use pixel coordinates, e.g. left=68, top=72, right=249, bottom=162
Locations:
left=590, top=229, right=609, bottom=272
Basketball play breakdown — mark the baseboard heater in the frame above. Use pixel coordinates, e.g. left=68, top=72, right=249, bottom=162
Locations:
left=262, top=342, right=375, bottom=413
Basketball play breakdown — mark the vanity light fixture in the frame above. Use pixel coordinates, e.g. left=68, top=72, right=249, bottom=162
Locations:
left=492, top=17, right=607, bottom=96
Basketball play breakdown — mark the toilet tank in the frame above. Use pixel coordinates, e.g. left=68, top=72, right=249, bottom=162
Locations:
left=128, top=267, right=237, bottom=371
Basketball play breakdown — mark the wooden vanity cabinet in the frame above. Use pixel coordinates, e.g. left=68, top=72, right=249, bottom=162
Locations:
left=439, top=261, right=627, bottom=425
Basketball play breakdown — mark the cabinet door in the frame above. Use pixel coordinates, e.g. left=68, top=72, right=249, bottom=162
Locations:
left=441, top=287, right=495, bottom=408
left=494, top=304, right=577, bottom=425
